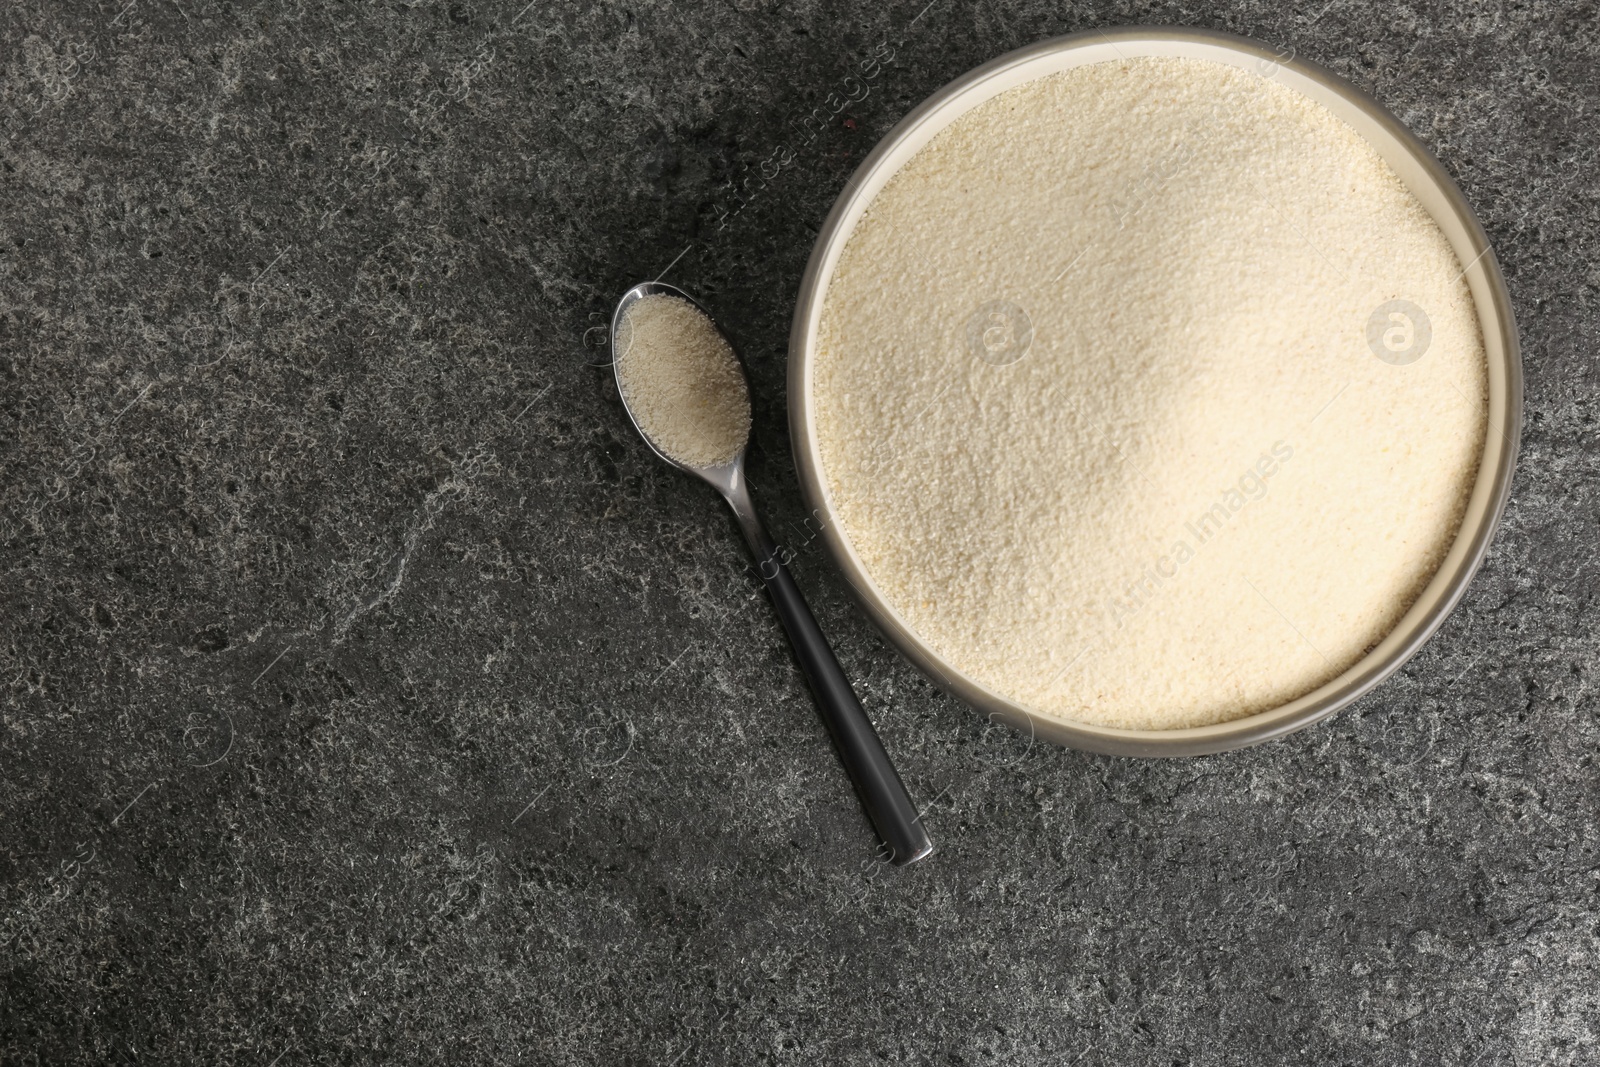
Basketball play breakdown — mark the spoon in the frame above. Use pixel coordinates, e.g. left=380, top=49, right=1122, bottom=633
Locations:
left=611, top=281, right=933, bottom=865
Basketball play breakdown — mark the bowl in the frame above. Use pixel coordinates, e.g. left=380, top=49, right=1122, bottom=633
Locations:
left=787, top=27, right=1521, bottom=756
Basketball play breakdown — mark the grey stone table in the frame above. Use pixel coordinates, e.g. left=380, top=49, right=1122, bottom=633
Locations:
left=2, top=0, right=1595, bottom=1063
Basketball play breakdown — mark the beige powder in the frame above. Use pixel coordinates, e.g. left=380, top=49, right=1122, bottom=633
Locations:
left=813, top=57, right=1487, bottom=731
left=617, top=294, right=751, bottom=468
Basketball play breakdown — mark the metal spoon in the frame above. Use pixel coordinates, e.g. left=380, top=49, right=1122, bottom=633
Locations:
left=611, top=281, right=933, bottom=865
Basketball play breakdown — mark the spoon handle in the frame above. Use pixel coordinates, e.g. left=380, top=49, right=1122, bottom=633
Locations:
left=751, top=537, right=934, bottom=865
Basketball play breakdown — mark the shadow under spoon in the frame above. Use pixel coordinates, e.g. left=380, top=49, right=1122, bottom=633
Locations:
left=610, top=280, right=933, bottom=865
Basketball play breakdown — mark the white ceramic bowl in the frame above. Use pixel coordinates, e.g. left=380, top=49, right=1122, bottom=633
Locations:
left=787, top=27, right=1521, bottom=756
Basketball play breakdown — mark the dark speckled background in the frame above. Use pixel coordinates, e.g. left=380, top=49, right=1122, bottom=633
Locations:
left=2, top=0, right=1597, bottom=1063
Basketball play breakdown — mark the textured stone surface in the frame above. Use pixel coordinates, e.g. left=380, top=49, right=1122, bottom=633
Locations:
left=1, top=1, right=1596, bottom=1063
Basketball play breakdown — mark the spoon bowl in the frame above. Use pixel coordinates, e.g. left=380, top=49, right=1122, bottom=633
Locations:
left=609, top=282, right=761, bottom=545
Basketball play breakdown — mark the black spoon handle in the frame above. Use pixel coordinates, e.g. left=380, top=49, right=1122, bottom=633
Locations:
left=752, top=537, right=933, bottom=865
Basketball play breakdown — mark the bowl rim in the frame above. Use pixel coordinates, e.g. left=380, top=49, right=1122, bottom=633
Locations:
left=786, top=25, right=1523, bottom=757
